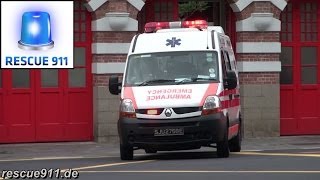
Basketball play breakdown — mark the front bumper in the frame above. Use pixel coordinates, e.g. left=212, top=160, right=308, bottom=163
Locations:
left=118, top=112, right=227, bottom=151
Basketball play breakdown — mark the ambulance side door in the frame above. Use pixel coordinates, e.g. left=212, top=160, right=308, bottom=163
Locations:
left=221, top=49, right=238, bottom=127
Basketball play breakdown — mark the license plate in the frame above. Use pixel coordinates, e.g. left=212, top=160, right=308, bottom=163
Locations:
left=154, top=128, right=184, bottom=136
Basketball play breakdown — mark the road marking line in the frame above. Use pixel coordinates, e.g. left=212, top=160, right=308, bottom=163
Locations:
left=242, top=150, right=263, bottom=152
left=234, top=151, right=320, bottom=157
left=299, top=151, right=320, bottom=154
left=33, top=156, right=84, bottom=160
left=301, top=146, right=320, bottom=150
left=62, top=160, right=154, bottom=172
left=0, top=155, right=119, bottom=162
left=77, top=170, right=320, bottom=174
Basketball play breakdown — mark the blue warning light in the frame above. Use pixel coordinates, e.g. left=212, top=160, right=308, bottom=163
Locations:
left=18, top=11, right=54, bottom=50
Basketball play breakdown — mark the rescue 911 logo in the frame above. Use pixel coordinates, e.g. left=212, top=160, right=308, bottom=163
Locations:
left=0, top=1, right=74, bottom=69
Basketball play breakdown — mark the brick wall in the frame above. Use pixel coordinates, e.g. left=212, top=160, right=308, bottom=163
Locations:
left=236, top=2, right=281, bottom=20
left=239, top=73, right=279, bottom=85
left=92, top=0, right=131, bottom=20
left=232, top=0, right=283, bottom=137
left=93, top=32, right=136, bottom=43
left=237, top=32, right=280, bottom=42
left=89, top=0, right=139, bottom=142
left=93, top=55, right=127, bottom=63
left=237, top=54, right=279, bottom=61
left=91, top=0, right=137, bottom=87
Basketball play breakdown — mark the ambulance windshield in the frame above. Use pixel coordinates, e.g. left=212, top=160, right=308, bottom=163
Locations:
left=124, top=51, right=219, bottom=86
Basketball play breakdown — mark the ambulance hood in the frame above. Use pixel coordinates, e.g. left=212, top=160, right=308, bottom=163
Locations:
left=122, top=84, right=218, bottom=109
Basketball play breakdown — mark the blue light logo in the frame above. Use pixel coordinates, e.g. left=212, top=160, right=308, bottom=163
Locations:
left=18, top=11, right=54, bottom=50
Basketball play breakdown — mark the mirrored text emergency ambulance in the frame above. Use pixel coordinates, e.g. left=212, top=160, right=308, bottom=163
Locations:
left=109, top=20, right=242, bottom=160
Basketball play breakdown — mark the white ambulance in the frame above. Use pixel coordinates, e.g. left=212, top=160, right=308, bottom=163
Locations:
left=109, top=20, right=242, bottom=160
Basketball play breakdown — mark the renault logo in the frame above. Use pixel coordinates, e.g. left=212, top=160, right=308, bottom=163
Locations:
left=164, top=108, right=172, bottom=117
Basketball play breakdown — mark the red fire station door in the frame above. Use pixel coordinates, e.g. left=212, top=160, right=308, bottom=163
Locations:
left=0, top=69, right=36, bottom=142
left=280, top=0, right=320, bottom=135
left=0, top=51, right=92, bottom=143
left=0, top=2, right=93, bottom=143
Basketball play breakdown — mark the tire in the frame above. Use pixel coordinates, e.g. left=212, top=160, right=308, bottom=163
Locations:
left=120, top=144, right=133, bottom=160
left=229, top=123, right=242, bottom=152
left=216, top=128, right=230, bottom=158
left=145, top=149, right=157, bottom=154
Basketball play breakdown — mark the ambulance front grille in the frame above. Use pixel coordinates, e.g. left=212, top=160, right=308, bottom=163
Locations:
left=136, top=107, right=201, bottom=115
left=172, top=107, right=201, bottom=114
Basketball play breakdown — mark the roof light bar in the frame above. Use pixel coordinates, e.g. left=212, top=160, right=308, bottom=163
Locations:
left=144, top=22, right=169, bottom=33
left=144, top=20, right=208, bottom=33
left=182, top=20, right=208, bottom=29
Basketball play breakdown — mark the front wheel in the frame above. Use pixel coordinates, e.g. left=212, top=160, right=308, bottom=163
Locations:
left=120, top=144, right=133, bottom=160
left=229, top=123, right=242, bottom=152
left=216, top=129, right=230, bottom=158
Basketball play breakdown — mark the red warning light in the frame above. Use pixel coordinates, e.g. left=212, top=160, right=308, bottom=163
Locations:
left=182, top=20, right=208, bottom=29
left=144, top=20, right=208, bottom=33
left=144, top=22, right=170, bottom=33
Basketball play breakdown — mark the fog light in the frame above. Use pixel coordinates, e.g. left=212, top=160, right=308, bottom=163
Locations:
left=18, top=11, right=54, bottom=50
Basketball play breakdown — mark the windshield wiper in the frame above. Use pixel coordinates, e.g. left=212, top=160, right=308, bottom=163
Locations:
left=176, top=77, right=217, bottom=85
left=138, top=79, right=175, bottom=86
left=192, top=77, right=217, bottom=81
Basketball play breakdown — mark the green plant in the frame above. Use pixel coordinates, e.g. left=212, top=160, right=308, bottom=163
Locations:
left=179, top=1, right=209, bottom=20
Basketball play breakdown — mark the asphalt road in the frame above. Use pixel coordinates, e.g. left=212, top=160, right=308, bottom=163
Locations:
left=1, top=147, right=320, bottom=180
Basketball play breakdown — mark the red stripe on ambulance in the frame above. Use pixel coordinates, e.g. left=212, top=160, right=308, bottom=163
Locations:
left=200, top=84, right=219, bottom=106
left=123, top=87, right=138, bottom=109
left=228, top=124, right=239, bottom=137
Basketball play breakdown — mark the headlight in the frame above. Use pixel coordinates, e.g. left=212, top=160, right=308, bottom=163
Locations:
left=119, top=99, right=136, bottom=118
left=203, top=96, right=221, bottom=110
left=202, top=96, right=221, bottom=115
left=120, top=99, right=135, bottom=112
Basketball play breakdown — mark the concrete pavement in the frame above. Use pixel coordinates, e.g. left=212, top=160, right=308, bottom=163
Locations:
left=1, top=136, right=320, bottom=160
left=1, top=146, right=320, bottom=180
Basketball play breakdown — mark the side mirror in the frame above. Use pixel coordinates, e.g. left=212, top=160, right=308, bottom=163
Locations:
left=224, top=71, right=238, bottom=89
left=109, top=76, right=121, bottom=95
